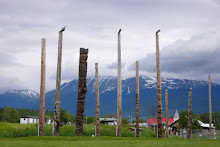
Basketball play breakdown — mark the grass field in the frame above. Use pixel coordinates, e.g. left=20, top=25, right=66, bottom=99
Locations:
left=0, top=122, right=156, bottom=138
left=0, top=136, right=219, bottom=147
left=0, top=122, right=219, bottom=146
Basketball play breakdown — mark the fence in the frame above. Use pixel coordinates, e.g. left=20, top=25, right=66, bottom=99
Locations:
left=179, top=129, right=219, bottom=140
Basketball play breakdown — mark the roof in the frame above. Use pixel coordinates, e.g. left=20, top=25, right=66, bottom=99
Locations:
left=198, top=120, right=215, bottom=128
left=100, top=118, right=117, bottom=121
left=147, top=118, right=174, bottom=125
left=20, top=116, right=39, bottom=119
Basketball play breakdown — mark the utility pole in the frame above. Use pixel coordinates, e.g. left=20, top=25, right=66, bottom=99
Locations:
left=117, top=29, right=122, bottom=137
left=95, top=63, right=100, bottom=137
left=76, top=48, right=89, bottom=136
left=187, top=88, right=192, bottom=139
left=53, top=26, right=65, bottom=136
left=165, top=89, right=168, bottom=138
left=39, top=38, right=46, bottom=136
left=156, top=30, right=162, bottom=138
left=209, top=75, right=212, bottom=139
left=135, top=61, right=139, bottom=137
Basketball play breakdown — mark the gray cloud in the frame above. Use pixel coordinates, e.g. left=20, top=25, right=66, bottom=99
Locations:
left=128, top=31, right=220, bottom=83
left=106, top=62, right=126, bottom=69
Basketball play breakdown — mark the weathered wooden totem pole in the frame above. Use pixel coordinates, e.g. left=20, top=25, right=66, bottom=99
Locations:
left=135, top=61, right=139, bottom=137
left=187, top=88, right=192, bottom=139
left=95, top=63, right=100, bottom=137
left=209, top=75, right=212, bottom=139
left=165, top=89, right=168, bottom=138
left=117, top=29, right=122, bottom=137
left=53, top=26, right=65, bottom=136
left=76, top=48, right=89, bottom=136
left=156, top=30, right=162, bottom=138
left=39, top=38, right=46, bottom=136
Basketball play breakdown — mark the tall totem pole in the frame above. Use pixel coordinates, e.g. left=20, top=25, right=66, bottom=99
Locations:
left=209, top=75, right=212, bottom=139
left=53, top=26, right=65, bottom=136
left=95, top=63, right=100, bottom=137
left=135, top=61, right=139, bottom=137
left=76, top=48, right=89, bottom=136
left=187, top=88, right=192, bottom=139
left=117, top=29, right=122, bottom=137
left=39, top=38, right=46, bottom=136
left=165, top=89, right=168, bottom=138
left=156, top=30, right=162, bottom=138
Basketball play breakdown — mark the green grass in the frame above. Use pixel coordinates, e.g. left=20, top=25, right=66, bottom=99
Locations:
left=0, top=122, right=219, bottom=146
left=0, top=122, right=155, bottom=138
left=0, top=136, right=219, bottom=147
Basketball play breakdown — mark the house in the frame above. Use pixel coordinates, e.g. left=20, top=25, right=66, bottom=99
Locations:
left=20, top=116, right=39, bottom=124
left=100, top=118, right=117, bottom=125
left=147, top=109, right=179, bottom=130
left=198, top=120, right=215, bottom=129
left=20, top=117, right=52, bottom=124
left=147, top=118, right=174, bottom=128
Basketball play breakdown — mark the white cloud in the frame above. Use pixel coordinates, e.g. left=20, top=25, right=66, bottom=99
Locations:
left=0, top=0, right=220, bottom=92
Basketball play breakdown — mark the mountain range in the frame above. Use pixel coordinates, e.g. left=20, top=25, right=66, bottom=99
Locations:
left=0, top=75, right=219, bottom=119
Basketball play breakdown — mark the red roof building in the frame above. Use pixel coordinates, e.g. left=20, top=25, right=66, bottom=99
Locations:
left=147, top=118, right=174, bottom=125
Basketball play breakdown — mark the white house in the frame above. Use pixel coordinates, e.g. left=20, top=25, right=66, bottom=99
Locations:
left=20, top=116, right=39, bottom=124
left=100, top=118, right=117, bottom=125
left=198, top=120, right=215, bottom=129
left=20, top=117, right=51, bottom=124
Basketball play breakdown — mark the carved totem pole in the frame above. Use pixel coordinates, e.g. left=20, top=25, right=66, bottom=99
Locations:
left=165, top=89, right=168, bottom=138
left=187, top=88, right=192, bottom=139
left=135, top=61, right=139, bottom=137
left=117, top=29, right=122, bottom=137
left=76, top=48, right=89, bottom=136
left=95, top=63, right=100, bottom=137
left=156, top=30, right=162, bottom=138
left=53, top=27, right=65, bottom=136
left=209, top=75, right=212, bottom=139
left=39, top=38, right=46, bottom=136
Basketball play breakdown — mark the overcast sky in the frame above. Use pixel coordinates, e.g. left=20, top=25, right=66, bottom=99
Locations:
left=0, top=0, right=220, bottom=92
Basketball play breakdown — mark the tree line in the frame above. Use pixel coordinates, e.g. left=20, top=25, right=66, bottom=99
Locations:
left=178, top=110, right=220, bottom=130
left=0, top=106, right=131, bottom=125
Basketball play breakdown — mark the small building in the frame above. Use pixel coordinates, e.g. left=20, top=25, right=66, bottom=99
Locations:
left=100, top=118, right=117, bottom=125
left=20, top=117, right=51, bottom=124
left=20, top=116, right=39, bottom=124
left=198, top=120, right=215, bottom=129
left=147, top=109, right=179, bottom=131
left=147, top=118, right=174, bottom=128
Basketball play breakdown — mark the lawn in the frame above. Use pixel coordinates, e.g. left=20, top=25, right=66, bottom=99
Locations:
left=0, top=122, right=156, bottom=138
left=0, top=136, right=219, bottom=147
left=0, top=122, right=219, bottom=147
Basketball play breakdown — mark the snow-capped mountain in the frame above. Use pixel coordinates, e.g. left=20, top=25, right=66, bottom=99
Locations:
left=0, top=90, right=39, bottom=108
left=0, top=76, right=219, bottom=119
left=5, top=90, right=39, bottom=100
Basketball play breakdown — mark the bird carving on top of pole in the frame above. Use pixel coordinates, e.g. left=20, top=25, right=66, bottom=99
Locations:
left=156, top=30, right=160, bottom=34
left=59, top=26, right=66, bottom=33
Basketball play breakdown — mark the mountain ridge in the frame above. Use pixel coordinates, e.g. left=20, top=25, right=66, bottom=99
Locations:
left=0, top=75, right=219, bottom=119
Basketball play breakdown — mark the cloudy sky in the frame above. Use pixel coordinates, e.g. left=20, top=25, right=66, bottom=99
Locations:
left=0, top=0, right=220, bottom=92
